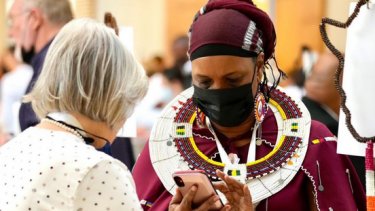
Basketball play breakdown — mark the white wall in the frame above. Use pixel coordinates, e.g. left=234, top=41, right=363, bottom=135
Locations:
left=95, top=0, right=166, bottom=60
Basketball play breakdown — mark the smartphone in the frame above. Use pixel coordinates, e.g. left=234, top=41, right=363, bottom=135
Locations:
left=172, top=170, right=224, bottom=209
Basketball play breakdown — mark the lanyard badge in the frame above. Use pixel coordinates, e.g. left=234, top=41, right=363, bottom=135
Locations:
left=223, top=155, right=247, bottom=183
left=206, top=117, right=257, bottom=183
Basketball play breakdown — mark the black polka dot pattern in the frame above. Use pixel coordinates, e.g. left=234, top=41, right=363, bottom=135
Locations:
left=0, top=127, right=142, bottom=210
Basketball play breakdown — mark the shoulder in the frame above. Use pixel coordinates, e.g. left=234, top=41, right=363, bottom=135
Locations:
left=306, top=120, right=337, bottom=153
left=303, top=120, right=338, bottom=165
left=309, top=120, right=335, bottom=141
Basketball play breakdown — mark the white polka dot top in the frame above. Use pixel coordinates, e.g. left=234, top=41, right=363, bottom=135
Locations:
left=0, top=127, right=142, bottom=211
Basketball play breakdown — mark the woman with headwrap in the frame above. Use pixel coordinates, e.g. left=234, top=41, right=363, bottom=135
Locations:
left=132, top=0, right=365, bottom=210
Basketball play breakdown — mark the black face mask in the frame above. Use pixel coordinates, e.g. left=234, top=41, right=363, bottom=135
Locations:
left=193, top=83, right=254, bottom=127
left=21, top=46, right=35, bottom=64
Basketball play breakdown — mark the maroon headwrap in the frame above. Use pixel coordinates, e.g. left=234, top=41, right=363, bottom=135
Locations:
left=188, top=0, right=276, bottom=62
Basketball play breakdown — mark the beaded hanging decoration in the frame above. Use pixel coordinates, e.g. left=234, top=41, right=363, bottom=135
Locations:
left=149, top=86, right=311, bottom=203
left=254, top=91, right=268, bottom=124
left=320, top=1, right=375, bottom=209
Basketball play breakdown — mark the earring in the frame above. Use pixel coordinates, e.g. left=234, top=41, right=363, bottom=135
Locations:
left=254, top=86, right=269, bottom=146
left=254, top=84, right=268, bottom=146
left=254, top=88, right=268, bottom=125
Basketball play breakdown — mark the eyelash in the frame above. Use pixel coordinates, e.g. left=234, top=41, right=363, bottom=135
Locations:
left=227, top=78, right=240, bottom=83
left=199, top=80, right=212, bottom=88
left=197, top=78, right=241, bottom=89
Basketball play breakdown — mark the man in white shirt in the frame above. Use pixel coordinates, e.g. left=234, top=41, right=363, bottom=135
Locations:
left=0, top=49, right=32, bottom=139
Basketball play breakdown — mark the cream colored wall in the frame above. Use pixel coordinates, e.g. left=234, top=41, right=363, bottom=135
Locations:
left=0, top=0, right=6, bottom=51
left=164, top=0, right=206, bottom=66
left=325, top=0, right=354, bottom=52
left=0, top=0, right=357, bottom=58
left=95, top=0, right=165, bottom=60
left=1, top=0, right=166, bottom=60
left=92, top=0, right=353, bottom=67
left=275, top=0, right=325, bottom=72
left=75, top=0, right=96, bottom=18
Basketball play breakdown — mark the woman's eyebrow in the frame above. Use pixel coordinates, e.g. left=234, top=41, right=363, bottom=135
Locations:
left=224, top=71, right=247, bottom=77
left=195, top=74, right=211, bottom=79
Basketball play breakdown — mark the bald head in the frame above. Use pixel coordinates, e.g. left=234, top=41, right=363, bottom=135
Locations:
left=305, top=52, right=340, bottom=106
left=172, top=35, right=189, bottom=67
left=312, top=53, right=339, bottom=79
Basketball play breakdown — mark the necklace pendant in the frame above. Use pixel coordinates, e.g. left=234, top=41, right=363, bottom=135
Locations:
left=256, top=139, right=263, bottom=146
left=223, top=163, right=247, bottom=184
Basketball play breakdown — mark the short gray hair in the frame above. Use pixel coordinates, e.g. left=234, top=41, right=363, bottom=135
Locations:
left=25, top=0, right=73, bottom=25
left=25, top=18, right=148, bottom=128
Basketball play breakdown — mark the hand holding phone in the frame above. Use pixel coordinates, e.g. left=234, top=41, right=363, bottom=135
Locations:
left=171, top=170, right=224, bottom=210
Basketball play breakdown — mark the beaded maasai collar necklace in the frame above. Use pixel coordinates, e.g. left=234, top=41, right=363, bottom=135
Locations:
left=149, top=86, right=311, bottom=204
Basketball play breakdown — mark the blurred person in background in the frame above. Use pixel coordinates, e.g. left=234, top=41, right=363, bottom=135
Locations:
left=301, top=45, right=318, bottom=77
left=143, top=55, right=165, bottom=77
left=164, top=35, right=191, bottom=90
left=303, top=52, right=340, bottom=135
left=280, top=68, right=305, bottom=100
left=7, top=0, right=74, bottom=131
left=303, top=52, right=365, bottom=188
left=136, top=56, right=171, bottom=138
left=0, top=47, right=32, bottom=141
left=132, top=55, right=175, bottom=158
left=0, top=18, right=148, bottom=210
left=0, top=0, right=46, bottom=142
left=280, top=45, right=317, bottom=100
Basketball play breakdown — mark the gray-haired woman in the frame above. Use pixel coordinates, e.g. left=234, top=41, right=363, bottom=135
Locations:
left=0, top=18, right=148, bottom=210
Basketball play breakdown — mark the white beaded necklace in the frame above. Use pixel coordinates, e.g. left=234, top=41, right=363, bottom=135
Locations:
left=41, top=118, right=84, bottom=142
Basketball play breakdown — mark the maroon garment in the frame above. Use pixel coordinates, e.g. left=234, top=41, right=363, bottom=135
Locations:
left=132, top=111, right=365, bottom=211
left=188, top=0, right=276, bottom=61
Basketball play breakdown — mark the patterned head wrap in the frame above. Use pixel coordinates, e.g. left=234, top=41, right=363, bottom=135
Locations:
left=188, top=0, right=276, bottom=61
